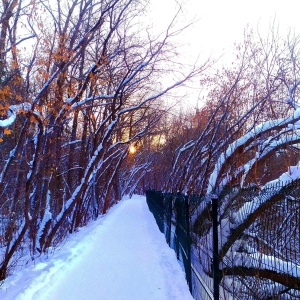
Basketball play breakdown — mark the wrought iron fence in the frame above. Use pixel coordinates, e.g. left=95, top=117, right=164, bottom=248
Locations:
left=146, top=181, right=300, bottom=299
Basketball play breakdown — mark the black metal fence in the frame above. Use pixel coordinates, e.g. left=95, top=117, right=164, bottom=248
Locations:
left=146, top=181, right=300, bottom=299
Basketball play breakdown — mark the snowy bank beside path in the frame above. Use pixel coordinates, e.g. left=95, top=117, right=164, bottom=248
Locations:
left=0, top=195, right=193, bottom=300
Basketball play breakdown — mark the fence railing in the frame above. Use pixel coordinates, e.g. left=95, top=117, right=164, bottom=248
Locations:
left=146, top=182, right=300, bottom=299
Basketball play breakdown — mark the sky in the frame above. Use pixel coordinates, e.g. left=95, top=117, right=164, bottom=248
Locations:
left=147, top=0, right=300, bottom=109
left=149, top=0, right=300, bottom=62
left=0, top=196, right=193, bottom=300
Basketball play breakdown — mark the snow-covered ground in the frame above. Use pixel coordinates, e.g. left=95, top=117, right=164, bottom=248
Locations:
left=0, top=195, right=193, bottom=300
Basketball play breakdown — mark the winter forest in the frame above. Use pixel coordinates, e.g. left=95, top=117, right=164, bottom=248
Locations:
left=0, top=0, right=300, bottom=298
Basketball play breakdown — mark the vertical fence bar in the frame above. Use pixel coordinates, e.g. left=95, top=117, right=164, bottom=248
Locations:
left=185, top=195, right=192, bottom=293
left=166, top=194, right=172, bottom=246
left=211, top=194, right=220, bottom=300
left=146, top=190, right=164, bottom=234
left=175, top=194, right=180, bottom=259
left=160, top=191, right=164, bottom=234
left=147, top=186, right=300, bottom=299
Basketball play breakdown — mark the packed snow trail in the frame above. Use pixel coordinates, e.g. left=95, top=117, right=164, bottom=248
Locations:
left=0, top=195, right=193, bottom=300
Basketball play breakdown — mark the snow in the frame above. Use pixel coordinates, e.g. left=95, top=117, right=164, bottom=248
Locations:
left=0, top=114, right=16, bottom=128
left=0, top=103, right=36, bottom=128
left=228, top=251, right=300, bottom=278
left=221, top=163, right=300, bottom=252
left=207, top=107, right=300, bottom=193
left=0, top=196, right=192, bottom=300
left=264, top=162, right=300, bottom=187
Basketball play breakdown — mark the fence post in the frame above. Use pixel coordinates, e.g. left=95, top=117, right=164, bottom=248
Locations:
left=175, top=193, right=180, bottom=259
left=166, top=194, right=172, bottom=246
left=211, top=194, right=220, bottom=300
left=185, top=195, right=192, bottom=293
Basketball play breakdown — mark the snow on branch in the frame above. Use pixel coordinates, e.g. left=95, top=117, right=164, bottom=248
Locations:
left=68, top=95, right=115, bottom=111
left=219, top=165, right=300, bottom=258
left=225, top=132, right=300, bottom=188
left=0, top=103, right=32, bottom=128
left=207, top=107, right=300, bottom=193
left=223, top=251, right=300, bottom=290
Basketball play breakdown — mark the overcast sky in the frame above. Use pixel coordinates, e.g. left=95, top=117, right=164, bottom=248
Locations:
left=147, top=0, right=300, bottom=108
left=149, top=0, right=300, bottom=62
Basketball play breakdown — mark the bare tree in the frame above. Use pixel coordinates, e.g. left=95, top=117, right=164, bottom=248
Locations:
left=163, top=28, right=300, bottom=297
left=0, top=0, right=208, bottom=280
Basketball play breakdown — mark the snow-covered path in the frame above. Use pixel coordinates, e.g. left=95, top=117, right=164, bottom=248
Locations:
left=0, top=196, right=193, bottom=300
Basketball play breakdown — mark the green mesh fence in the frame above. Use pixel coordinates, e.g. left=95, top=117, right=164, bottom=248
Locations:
left=146, top=181, right=300, bottom=300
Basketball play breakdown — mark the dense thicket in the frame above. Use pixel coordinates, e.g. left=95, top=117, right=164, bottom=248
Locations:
left=0, top=0, right=205, bottom=280
left=145, top=29, right=300, bottom=194
left=1, top=1, right=300, bottom=294
left=144, top=29, right=300, bottom=298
